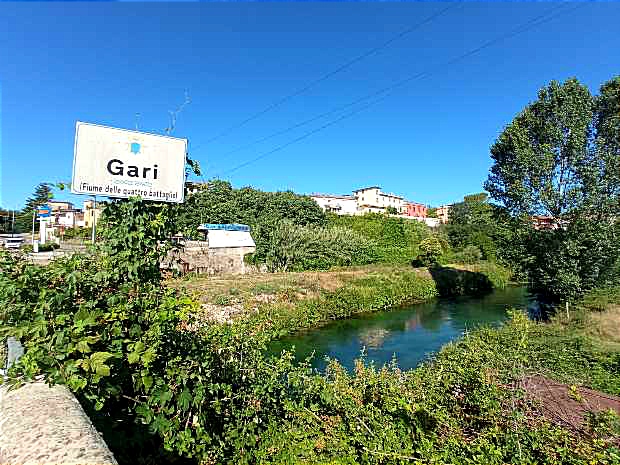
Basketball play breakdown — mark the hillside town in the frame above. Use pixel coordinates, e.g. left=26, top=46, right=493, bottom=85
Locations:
left=310, top=185, right=451, bottom=226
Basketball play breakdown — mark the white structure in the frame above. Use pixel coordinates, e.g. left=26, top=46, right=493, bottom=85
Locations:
left=311, top=194, right=358, bottom=215
left=353, top=186, right=405, bottom=214
left=164, top=225, right=257, bottom=275
left=423, top=217, right=441, bottom=228
left=204, top=229, right=256, bottom=249
left=56, top=210, right=79, bottom=228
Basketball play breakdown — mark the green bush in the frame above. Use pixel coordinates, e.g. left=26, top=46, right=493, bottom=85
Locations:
left=38, top=242, right=60, bottom=252
left=327, top=213, right=432, bottom=264
left=452, top=245, right=483, bottom=264
left=250, top=222, right=379, bottom=272
left=63, top=226, right=91, bottom=240
left=416, top=236, right=445, bottom=266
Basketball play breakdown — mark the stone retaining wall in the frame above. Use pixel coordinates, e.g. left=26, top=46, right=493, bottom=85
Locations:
left=163, top=240, right=256, bottom=275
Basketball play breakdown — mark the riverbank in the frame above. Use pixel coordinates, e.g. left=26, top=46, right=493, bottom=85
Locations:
left=250, top=287, right=620, bottom=464
left=173, top=262, right=511, bottom=339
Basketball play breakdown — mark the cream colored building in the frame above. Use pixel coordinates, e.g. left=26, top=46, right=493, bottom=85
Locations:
left=311, top=194, right=358, bottom=215
left=83, top=200, right=102, bottom=228
left=48, top=200, right=74, bottom=213
left=436, top=205, right=451, bottom=224
left=353, top=186, right=405, bottom=214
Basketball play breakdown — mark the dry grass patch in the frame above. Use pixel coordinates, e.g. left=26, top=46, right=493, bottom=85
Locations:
left=168, top=265, right=422, bottom=322
left=586, top=304, right=620, bottom=346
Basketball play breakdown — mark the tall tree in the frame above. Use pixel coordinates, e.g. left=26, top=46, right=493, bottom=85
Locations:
left=15, top=183, right=54, bottom=233
left=484, top=77, right=620, bottom=305
left=445, top=192, right=498, bottom=260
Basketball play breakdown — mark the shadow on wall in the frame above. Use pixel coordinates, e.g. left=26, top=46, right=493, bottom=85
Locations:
left=429, top=265, right=494, bottom=298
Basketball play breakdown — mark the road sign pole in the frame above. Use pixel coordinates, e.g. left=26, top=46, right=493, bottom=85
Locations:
left=31, top=210, right=36, bottom=245
left=91, top=195, right=97, bottom=244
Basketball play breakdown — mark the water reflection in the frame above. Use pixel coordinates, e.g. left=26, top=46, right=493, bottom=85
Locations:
left=267, top=286, right=531, bottom=371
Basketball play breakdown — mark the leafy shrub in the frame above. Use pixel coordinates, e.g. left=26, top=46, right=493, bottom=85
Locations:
left=38, top=242, right=60, bottom=252
left=452, top=245, right=483, bottom=264
left=172, top=180, right=327, bottom=240
left=250, top=222, right=378, bottom=272
left=416, top=236, right=445, bottom=266
left=328, top=212, right=432, bottom=264
left=63, top=226, right=91, bottom=240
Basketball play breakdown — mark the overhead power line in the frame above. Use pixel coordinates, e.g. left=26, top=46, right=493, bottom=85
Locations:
left=198, top=3, right=461, bottom=146
left=220, top=2, right=582, bottom=177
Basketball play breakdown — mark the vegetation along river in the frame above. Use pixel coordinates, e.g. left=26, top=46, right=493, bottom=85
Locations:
left=268, top=286, right=530, bottom=371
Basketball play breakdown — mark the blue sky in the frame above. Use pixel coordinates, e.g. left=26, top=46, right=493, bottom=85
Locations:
left=0, top=2, right=619, bottom=209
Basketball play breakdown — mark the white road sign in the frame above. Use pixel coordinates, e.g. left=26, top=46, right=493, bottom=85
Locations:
left=71, top=121, right=187, bottom=203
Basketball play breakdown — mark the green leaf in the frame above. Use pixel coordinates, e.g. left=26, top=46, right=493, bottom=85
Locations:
left=178, top=389, right=192, bottom=412
left=76, top=340, right=91, bottom=353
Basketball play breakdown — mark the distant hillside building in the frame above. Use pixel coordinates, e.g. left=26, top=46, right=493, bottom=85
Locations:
left=48, top=200, right=74, bottom=213
left=436, top=205, right=451, bottom=224
left=311, top=194, right=358, bottom=215
left=354, top=186, right=405, bottom=214
left=403, top=202, right=427, bottom=218
left=531, top=215, right=562, bottom=230
left=83, top=200, right=102, bottom=229
left=185, top=181, right=208, bottom=196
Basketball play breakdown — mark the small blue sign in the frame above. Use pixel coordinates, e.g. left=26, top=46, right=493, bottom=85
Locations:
left=130, top=142, right=141, bottom=155
left=38, top=205, right=51, bottom=218
left=199, top=224, right=250, bottom=232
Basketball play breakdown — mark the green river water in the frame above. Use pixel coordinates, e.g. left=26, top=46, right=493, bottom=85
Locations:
left=268, top=286, right=530, bottom=371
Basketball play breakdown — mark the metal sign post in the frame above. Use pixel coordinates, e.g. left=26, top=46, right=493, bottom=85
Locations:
left=91, top=196, right=97, bottom=244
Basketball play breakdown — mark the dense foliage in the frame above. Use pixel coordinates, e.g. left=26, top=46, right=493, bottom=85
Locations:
left=485, top=77, right=620, bottom=305
left=62, top=226, right=92, bottom=240
left=173, top=180, right=326, bottom=236
left=327, top=212, right=432, bottom=264
left=1, top=197, right=618, bottom=464
left=248, top=222, right=379, bottom=272
left=444, top=193, right=499, bottom=261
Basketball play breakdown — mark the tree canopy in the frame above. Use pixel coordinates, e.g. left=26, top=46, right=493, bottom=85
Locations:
left=485, top=76, right=620, bottom=304
left=15, top=183, right=54, bottom=232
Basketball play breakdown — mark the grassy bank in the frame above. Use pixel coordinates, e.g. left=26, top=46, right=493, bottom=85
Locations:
left=174, top=262, right=511, bottom=340
left=250, top=288, right=620, bottom=464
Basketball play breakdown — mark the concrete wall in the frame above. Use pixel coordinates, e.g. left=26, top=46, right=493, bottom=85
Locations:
left=1, top=338, right=117, bottom=465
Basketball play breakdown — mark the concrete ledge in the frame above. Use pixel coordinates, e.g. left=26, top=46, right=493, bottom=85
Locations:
left=0, top=382, right=117, bottom=465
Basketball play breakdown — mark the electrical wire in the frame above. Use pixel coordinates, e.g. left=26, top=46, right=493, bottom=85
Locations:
left=219, top=2, right=582, bottom=177
left=197, top=2, right=462, bottom=146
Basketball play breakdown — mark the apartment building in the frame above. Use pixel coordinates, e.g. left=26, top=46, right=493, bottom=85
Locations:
left=83, top=200, right=102, bottom=228
left=404, top=202, right=427, bottom=218
left=436, top=205, right=451, bottom=224
left=353, top=186, right=404, bottom=214
left=48, top=200, right=74, bottom=212
left=311, top=194, right=358, bottom=215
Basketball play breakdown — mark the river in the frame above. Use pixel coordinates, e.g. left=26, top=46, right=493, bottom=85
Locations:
left=268, top=286, right=530, bottom=371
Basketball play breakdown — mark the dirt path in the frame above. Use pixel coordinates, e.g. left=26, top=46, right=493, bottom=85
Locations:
left=520, top=375, right=620, bottom=436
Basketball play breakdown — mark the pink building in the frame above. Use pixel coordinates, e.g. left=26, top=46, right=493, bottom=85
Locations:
left=404, top=202, right=427, bottom=218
